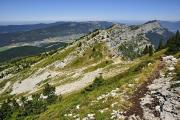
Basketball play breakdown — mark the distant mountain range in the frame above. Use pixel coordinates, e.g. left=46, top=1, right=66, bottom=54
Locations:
left=117, top=20, right=180, bottom=33
left=0, top=21, right=113, bottom=34
left=158, top=20, right=180, bottom=32
left=0, top=21, right=113, bottom=47
left=0, top=20, right=179, bottom=48
left=0, top=20, right=177, bottom=62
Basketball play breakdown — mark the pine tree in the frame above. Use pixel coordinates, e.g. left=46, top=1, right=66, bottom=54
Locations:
left=166, top=30, right=180, bottom=53
left=175, top=30, right=180, bottom=47
left=157, top=39, right=163, bottom=50
left=149, top=45, right=153, bottom=56
left=143, top=45, right=149, bottom=55
left=175, top=30, right=179, bottom=40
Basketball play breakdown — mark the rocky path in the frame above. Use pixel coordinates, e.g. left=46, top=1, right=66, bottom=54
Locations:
left=124, top=56, right=180, bottom=120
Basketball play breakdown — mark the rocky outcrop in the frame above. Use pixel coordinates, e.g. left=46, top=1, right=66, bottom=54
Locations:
left=11, top=69, right=59, bottom=95
left=55, top=69, right=102, bottom=95
left=83, top=21, right=171, bottom=59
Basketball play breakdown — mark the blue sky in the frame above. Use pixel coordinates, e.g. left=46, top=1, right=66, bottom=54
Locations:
left=0, top=0, right=180, bottom=23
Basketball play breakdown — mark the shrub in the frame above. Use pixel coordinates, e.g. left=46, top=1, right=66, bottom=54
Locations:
left=32, top=93, right=40, bottom=101
left=78, top=42, right=82, bottom=47
left=43, top=83, right=55, bottom=96
left=84, top=75, right=104, bottom=92
left=46, top=94, right=58, bottom=104
left=0, top=101, right=12, bottom=120
left=43, top=83, right=58, bottom=104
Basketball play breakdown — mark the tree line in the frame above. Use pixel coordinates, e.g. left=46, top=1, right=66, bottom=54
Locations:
left=143, top=30, right=180, bottom=56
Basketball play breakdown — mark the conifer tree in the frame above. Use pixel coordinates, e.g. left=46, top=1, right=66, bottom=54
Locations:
left=166, top=30, right=180, bottom=53
left=149, top=45, right=153, bottom=56
left=158, top=39, right=163, bottom=50
left=143, top=45, right=149, bottom=55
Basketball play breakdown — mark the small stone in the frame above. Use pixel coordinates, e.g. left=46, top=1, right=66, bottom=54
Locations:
left=99, top=108, right=109, bottom=113
left=110, top=92, right=117, bottom=97
left=76, top=105, right=80, bottom=110
left=111, top=102, right=118, bottom=107
left=168, top=67, right=175, bottom=71
left=155, top=105, right=160, bottom=111
left=148, top=63, right=152, bottom=66
left=67, top=114, right=72, bottom=117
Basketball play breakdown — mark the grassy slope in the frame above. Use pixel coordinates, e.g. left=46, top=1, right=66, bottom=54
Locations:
left=65, top=42, right=109, bottom=69
left=36, top=50, right=166, bottom=120
left=0, top=38, right=92, bottom=101
left=0, top=45, right=76, bottom=102
left=0, top=42, right=166, bottom=119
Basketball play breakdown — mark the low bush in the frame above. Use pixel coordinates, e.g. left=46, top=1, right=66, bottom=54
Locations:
left=84, top=75, right=104, bottom=92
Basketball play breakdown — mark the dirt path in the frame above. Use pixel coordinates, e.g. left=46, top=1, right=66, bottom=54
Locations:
left=124, top=61, right=164, bottom=119
left=124, top=56, right=180, bottom=120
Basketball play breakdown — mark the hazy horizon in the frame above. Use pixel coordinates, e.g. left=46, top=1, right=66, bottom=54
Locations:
left=1, top=0, right=180, bottom=25
left=1, top=19, right=180, bottom=26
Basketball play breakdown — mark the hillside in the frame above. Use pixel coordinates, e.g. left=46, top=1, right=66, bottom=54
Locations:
left=100, top=20, right=172, bottom=58
left=0, top=21, right=179, bottom=120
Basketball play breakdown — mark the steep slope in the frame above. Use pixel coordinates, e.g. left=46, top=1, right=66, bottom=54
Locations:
left=31, top=48, right=178, bottom=120
left=0, top=21, right=172, bottom=96
left=144, top=20, right=173, bottom=47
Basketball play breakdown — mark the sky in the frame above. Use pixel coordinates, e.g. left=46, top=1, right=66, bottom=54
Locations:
left=0, top=0, right=180, bottom=24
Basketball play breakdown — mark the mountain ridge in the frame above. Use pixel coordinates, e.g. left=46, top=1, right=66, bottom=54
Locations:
left=0, top=20, right=179, bottom=120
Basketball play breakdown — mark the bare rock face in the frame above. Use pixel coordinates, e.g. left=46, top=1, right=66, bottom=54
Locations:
left=94, top=21, right=171, bottom=59
left=76, top=21, right=171, bottom=60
